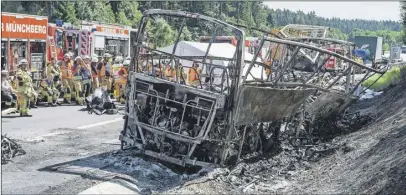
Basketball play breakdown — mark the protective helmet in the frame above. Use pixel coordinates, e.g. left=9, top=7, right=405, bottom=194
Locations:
left=91, top=57, right=98, bottom=63
left=123, top=60, right=130, bottom=66
left=92, top=54, right=99, bottom=58
left=64, top=53, right=70, bottom=59
left=114, top=56, right=123, bottom=63
left=83, top=55, right=90, bottom=60
left=103, top=53, right=111, bottom=58
left=75, top=56, right=82, bottom=61
left=19, top=59, right=28, bottom=65
left=1, top=70, right=8, bottom=76
left=126, top=57, right=131, bottom=61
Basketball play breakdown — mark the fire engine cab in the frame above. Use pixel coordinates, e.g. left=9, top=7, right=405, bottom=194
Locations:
left=1, top=12, right=48, bottom=80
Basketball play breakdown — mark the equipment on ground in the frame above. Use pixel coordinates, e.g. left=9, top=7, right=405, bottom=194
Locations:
left=85, top=88, right=117, bottom=115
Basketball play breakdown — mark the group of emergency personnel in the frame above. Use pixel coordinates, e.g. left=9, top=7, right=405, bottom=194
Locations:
left=3, top=54, right=210, bottom=117
left=140, top=60, right=201, bottom=86
left=1, top=52, right=130, bottom=117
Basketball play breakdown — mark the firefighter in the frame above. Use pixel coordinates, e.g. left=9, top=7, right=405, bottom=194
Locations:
left=1, top=70, right=18, bottom=107
left=107, top=54, right=113, bottom=64
left=90, top=57, right=99, bottom=93
left=157, top=63, right=164, bottom=77
left=38, top=78, right=57, bottom=107
left=16, top=62, right=38, bottom=109
left=148, top=62, right=154, bottom=75
left=15, top=59, right=34, bottom=117
left=188, top=61, right=201, bottom=86
left=73, top=56, right=85, bottom=105
left=176, top=62, right=187, bottom=84
left=60, top=53, right=74, bottom=104
left=116, top=60, right=129, bottom=104
left=265, top=61, right=271, bottom=77
left=46, top=57, right=61, bottom=105
left=164, top=63, right=175, bottom=82
left=138, top=61, right=144, bottom=72
left=82, top=55, right=92, bottom=97
left=97, top=53, right=113, bottom=94
left=112, top=57, right=123, bottom=100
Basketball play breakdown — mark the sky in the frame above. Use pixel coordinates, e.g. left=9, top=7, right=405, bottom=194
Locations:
left=264, top=1, right=401, bottom=21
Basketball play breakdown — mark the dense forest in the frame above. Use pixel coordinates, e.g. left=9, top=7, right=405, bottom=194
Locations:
left=2, top=1, right=403, bottom=49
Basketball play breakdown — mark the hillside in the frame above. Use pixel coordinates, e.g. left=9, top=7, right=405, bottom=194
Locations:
left=161, top=68, right=406, bottom=195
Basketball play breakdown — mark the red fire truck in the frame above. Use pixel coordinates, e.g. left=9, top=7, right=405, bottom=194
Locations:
left=47, top=22, right=81, bottom=61
left=325, top=47, right=345, bottom=71
left=1, top=12, right=48, bottom=80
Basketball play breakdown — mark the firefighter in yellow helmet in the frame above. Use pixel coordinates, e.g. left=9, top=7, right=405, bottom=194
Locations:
left=60, top=53, right=74, bottom=104
left=15, top=59, right=34, bottom=117
left=72, top=56, right=85, bottom=105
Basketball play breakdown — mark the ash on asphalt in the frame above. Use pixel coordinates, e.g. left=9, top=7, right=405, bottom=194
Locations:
left=39, top=149, right=204, bottom=193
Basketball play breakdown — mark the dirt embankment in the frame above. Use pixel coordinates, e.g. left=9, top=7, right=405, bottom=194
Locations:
left=284, top=75, right=406, bottom=194
left=166, top=74, right=406, bottom=194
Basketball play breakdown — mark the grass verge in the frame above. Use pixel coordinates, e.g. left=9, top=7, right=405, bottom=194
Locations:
left=361, top=65, right=406, bottom=91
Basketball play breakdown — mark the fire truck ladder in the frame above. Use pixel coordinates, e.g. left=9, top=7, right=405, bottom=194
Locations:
left=47, top=36, right=57, bottom=60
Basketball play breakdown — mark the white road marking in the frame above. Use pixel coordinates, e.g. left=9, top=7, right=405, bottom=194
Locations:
left=25, top=118, right=123, bottom=141
left=26, top=132, right=67, bottom=142
left=77, top=117, right=124, bottom=130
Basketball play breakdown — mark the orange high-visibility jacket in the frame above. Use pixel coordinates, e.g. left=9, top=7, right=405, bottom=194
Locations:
left=164, top=67, right=175, bottom=78
left=188, top=67, right=201, bottom=83
left=60, top=61, right=73, bottom=79
left=265, top=61, right=271, bottom=76
left=118, top=67, right=128, bottom=76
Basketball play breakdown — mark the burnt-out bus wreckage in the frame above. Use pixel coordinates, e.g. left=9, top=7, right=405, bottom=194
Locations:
left=119, top=10, right=386, bottom=167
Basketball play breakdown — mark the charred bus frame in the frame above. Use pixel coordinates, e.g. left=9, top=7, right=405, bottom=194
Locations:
left=121, top=10, right=386, bottom=168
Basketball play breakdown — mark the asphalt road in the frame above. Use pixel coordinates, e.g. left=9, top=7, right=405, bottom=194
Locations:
left=1, top=104, right=127, bottom=194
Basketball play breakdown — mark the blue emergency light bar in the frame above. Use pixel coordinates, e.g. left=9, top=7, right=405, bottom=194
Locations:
left=56, top=19, right=64, bottom=27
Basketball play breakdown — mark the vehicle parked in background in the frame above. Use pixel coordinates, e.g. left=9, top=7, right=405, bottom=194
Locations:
left=353, top=36, right=383, bottom=67
left=1, top=12, right=47, bottom=82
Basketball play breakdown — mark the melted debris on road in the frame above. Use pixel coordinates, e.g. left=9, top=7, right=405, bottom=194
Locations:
left=2, top=135, right=26, bottom=164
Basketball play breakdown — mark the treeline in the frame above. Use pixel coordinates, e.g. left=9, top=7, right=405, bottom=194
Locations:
left=271, top=9, right=401, bottom=33
left=2, top=1, right=402, bottom=48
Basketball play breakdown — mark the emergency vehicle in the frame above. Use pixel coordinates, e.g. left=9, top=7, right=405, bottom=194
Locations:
left=325, top=46, right=346, bottom=72
left=47, top=23, right=65, bottom=61
left=79, top=21, right=136, bottom=58
left=1, top=12, right=48, bottom=80
left=47, top=22, right=81, bottom=61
